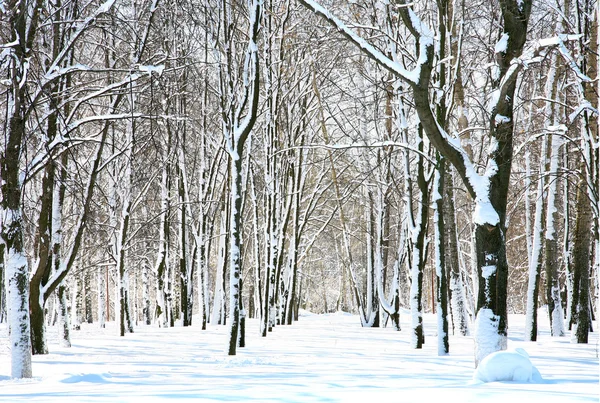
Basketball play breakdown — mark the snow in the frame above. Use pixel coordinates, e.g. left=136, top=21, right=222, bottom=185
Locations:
left=495, top=33, right=509, bottom=54
left=97, top=0, right=116, bottom=14
left=474, top=308, right=505, bottom=365
left=481, top=265, right=497, bottom=279
left=138, top=65, right=165, bottom=77
left=494, top=114, right=511, bottom=125
left=473, top=201, right=500, bottom=226
left=0, top=311, right=597, bottom=401
left=473, top=348, right=543, bottom=383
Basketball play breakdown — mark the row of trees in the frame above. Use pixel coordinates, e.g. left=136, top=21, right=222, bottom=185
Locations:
left=0, top=0, right=598, bottom=378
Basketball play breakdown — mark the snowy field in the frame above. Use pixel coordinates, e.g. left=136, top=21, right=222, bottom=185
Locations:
left=0, top=310, right=598, bottom=402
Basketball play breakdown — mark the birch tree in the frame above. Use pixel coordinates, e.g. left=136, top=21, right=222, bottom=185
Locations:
left=0, top=0, right=37, bottom=376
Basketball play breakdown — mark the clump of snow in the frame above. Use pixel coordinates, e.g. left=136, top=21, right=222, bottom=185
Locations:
left=138, top=64, right=165, bottom=77
left=473, top=348, right=543, bottom=383
left=481, top=265, right=496, bottom=279
left=495, top=33, right=509, bottom=54
left=473, top=201, right=499, bottom=226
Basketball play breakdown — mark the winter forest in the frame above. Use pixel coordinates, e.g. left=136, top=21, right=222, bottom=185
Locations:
left=0, top=0, right=599, bottom=395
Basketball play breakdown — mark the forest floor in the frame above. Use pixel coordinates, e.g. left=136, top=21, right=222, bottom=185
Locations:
left=0, top=308, right=598, bottom=402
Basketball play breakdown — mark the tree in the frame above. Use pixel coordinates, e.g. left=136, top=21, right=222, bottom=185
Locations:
left=212, top=0, right=262, bottom=355
left=299, top=0, right=533, bottom=364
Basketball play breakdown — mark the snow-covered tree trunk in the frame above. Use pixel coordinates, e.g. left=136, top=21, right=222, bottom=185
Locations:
left=366, top=191, right=380, bottom=327
left=0, top=254, right=5, bottom=324
left=166, top=234, right=174, bottom=328
left=445, top=166, right=470, bottom=336
left=525, top=134, right=547, bottom=342
left=274, top=181, right=293, bottom=326
left=71, top=276, right=82, bottom=331
left=250, top=174, right=264, bottom=322
left=563, top=147, right=574, bottom=328
left=224, top=0, right=261, bottom=356
left=406, top=128, right=431, bottom=349
left=84, top=270, right=93, bottom=324
left=142, top=259, right=151, bottom=325
left=228, top=150, right=245, bottom=354
left=285, top=116, right=308, bottom=324
left=98, top=268, right=106, bottom=328
left=57, top=283, right=71, bottom=347
left=115, top=84, right=135, bottom=337
left=374, top=177, right=401, bottom=331
left=433, top=157, right=449, bottom=354
left=212, top=204, right=228, bottom=325
left=155, top=165, right=170, bottom=328
left=543, top=49, right=566, bottom=336
left=545, top=131, right=566, bottom=337
left=30, top=159, right=54, bottom=355
left=177, top=153, right=193, bottom=327
left=3, top=236, right=32, bottom=379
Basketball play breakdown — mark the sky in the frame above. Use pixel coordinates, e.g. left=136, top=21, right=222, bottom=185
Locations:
left=0, top=309, right=598, bottom=402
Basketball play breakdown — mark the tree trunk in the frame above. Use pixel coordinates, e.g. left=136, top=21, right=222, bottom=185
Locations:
left=444, top=167, right=470, bottom=336
left=155, top=165, right=170, bottom=328
left=57, top=283, right=71, bottom=347
left=228, top=154, right=244, bottom=355
left=97, top=268, right=106, bottom=328
left=434, top=156, right=449, bottom=354
left=525, top=136, right=546, bottom=342
left=0, top=251, right=5, bottom=324
left=225, top=0, right=261, bottom=355
left=571, top=164, right=592, bottom=343
left=71, top=276, right=82, bottom=331
left=545, top=132, right=566, bottom=337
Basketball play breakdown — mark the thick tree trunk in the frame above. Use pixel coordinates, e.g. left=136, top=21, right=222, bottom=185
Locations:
left=3, top=243, right=33, bottom=379
left=473, top=216, right=509, bottom=360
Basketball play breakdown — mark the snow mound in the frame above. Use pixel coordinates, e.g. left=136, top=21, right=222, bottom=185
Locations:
left=473, top=348, right=543, bottom=383
left=61, top=373, right=112, bottom=384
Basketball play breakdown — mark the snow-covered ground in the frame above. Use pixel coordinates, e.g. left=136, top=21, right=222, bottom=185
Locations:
left=0, top=310, right=598, bottom=402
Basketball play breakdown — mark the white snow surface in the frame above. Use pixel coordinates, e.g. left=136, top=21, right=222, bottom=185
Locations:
left=0, top=311, right=598, bottom=402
